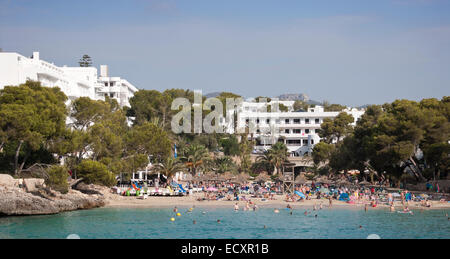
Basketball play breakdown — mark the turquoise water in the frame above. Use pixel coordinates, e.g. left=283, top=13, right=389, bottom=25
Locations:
left=0, top=207, right=449, bottom=239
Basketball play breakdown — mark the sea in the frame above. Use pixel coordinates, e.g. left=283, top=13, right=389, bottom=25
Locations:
left=0, top=207, right=449, bottom=239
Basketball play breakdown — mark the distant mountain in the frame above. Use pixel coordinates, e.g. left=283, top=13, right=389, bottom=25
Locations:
left=204, top=92, right=222, bottom=98
left=357, top=104, right=372, bottom=109
left=277, top=93, right=310, bottom=102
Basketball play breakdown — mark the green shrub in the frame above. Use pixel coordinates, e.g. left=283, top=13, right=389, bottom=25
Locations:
left=46, top=165, right=69, bottom=194
left=76, top=160, right=116, bottom=187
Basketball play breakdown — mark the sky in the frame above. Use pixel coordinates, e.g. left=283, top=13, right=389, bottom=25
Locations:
left=0, top=0, right=449, bottom=106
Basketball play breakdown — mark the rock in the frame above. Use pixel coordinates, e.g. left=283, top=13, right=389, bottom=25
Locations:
left=72, top=182, right=103, bottom=195
left=23, top=178, right=45, bottom=193
left=0, top=174, right=17, bottom=187
left=0, top=185, right=105, bottom=216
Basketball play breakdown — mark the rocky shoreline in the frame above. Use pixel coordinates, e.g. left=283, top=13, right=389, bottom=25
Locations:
left=0, top=174, right=107, bottom=216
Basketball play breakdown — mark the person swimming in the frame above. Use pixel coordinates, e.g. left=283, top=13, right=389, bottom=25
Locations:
left=274, top=209, right=280, bottom=213
left=234, top=203, right=239, bottom=211
left=390, top=204, right=395, bottom=212
left=173, top=207, right=178, bottom=213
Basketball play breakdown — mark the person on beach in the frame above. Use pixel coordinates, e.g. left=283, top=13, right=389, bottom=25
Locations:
left=328, top=196, right=333, bottom=208
left=313, top=204, right=317, bottom=211
left=390, top=204, right=395, bottom=212
left=365, top=204, right=368, bottom=212
left=320, top=203, right=323, bottom=210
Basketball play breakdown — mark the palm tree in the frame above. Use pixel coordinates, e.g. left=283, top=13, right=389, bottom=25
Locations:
left=212, top=156, right=237, bottom=174
left=181, top=144, right=210, bottom=176
left=257, top=142, right=289, bottom=175
left=152, top=157, right=185, bottom=182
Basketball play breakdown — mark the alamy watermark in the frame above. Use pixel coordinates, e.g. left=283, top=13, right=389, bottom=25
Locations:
left=170, top=90, right=282, bottom=136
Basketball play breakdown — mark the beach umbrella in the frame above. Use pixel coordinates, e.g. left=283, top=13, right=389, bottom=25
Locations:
left=391, top=193, right=401, bottom=197
left=295, top=175, right=307, bottom=184
left=255, top=172, right=271, bottom=182
left=419, top=194, right=429, bottom=198
left=222, top=172, right=235, bottom=180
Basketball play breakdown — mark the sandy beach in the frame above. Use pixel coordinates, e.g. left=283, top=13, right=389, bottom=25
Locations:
left=104, top=193, right=450, bottom=210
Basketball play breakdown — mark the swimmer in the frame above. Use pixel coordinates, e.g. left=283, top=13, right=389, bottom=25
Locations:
left=313, top=204, right=317, bottom=211
left=202, top=211, right=206, bottom=214
left=390, top=204, right=395, bottom=212
left=287, top=204, right=292, bottom=210
left=359, top=225, right=363, bottom=229
left=290, top=211, right=293, bottom=215
left=365, top=204, right=368, bottom=212
left=274, top=209, right=280, bottom=214
left=304, top=210, right=308, bottom=216
left=315, top=214, right=318, bottom=218
left=319, top=203, right=323, bottom=210
left=264, top=225, right=267, bottom=229
left=173, top=207, right=178, bottom=213
left=234, top=203, right=239, bottom=211
left=253, top=204, right=258, bottom=211
left=193, top=220, right=196, bottom=225
left=217, top=219, right=221, bottom=224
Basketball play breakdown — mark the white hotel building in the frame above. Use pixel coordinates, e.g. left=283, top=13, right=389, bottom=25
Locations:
left=227, top=100, right=365, bottom=157
left=0, top=51, right=138, bottom=107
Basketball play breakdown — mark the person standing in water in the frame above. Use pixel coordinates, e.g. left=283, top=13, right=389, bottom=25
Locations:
left=390, top=204, right=395, bottom=212
left=234, top=203, right=239, bottom=211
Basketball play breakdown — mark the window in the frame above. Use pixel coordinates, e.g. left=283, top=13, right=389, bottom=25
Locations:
left=256, top=129, right=261, bottom=133
left=303, top=139, right=308, bottom=145
left=305, top=119, right=310, bottom=124
left=293, top=129, right=301, bottom=134
left=315, top=119, right=320, bottom=124
left=305, top=129, right=310, bottom=134
left=294, top=119, right=300, bottom=124
left=246, top=119, right=249, bottom=124
left=256, top=119, right=260, bottom=124
left=104, top=82, right=108, bottom=86
left=285, top=119, right=290, bottom=124
left=110, top=93, right=114, bottom=98
left=285, top=129, right=290, bottom=134
left=311, top=109, right=315, bottom=112
left=110, top=82, right=114, bottom=87
left=311, top=140, right=315, bottom=145
left=266, top=119, right=270, bottom=124
left=287, top=140, right=301, bottom=145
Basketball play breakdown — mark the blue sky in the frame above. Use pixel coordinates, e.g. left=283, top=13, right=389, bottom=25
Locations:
left=1, top=0, right=449, bottom=106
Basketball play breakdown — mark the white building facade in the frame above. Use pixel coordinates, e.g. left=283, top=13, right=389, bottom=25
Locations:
left=225, top=100, right=365, bottom=156
left=0, top=51, right=138, bottom=107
